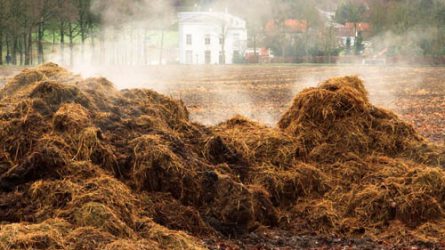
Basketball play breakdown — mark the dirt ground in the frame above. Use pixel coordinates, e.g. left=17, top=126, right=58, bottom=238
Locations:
left=165, top=65, right=445, bottom=145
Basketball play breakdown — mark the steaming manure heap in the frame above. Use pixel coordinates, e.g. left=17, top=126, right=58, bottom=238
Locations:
left=0, top=64, right=444, bottom=249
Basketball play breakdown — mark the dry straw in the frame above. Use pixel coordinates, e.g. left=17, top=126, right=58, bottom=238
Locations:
left=0, top=64, right=443, bottom=248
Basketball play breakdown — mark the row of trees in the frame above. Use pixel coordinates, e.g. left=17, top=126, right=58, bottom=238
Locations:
left=0, top=0, right=97, bottom=66
left=0, top=0, right=204, bottom=66
left=1, top=0, right=445, bottom=66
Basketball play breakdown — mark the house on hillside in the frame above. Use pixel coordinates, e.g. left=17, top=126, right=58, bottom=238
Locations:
left=337, top=22, right=371, bottom=46
left=265, top=19, right=308, bottom=35
left=178, top=11, right=247, bottom=64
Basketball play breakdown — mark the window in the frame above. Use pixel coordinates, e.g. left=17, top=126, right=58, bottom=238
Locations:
left=205, top=50, right=211, bottom=64
left=205, top=35, right=211, bottom=45
left=233, top=50, right=241, bottom=64
left=186, top=50, right=193, bottom=64
left=186, top=34, right=192, bottom=45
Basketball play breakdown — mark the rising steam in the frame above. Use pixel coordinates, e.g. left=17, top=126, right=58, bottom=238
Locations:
left=47, top=0, right=436, bottom=126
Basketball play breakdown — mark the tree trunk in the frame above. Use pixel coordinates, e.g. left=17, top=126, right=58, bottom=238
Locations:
left=69, top=23, right=74, bottom=66
left=60, top=22, right=65, bottom=65
left=12, top=36, right=17, bottom=65
left=38, top=22, right=45, bottom=64
left=19, top=36, right=23, bottom=65
left=81, top=33, right=85, bottom=61
left=80, top=23, right=86, bottom=61
left=29, top=30, right=33, bottom=65
left=24, top=32, right=30, bottom=65
left=78, top=4, right=88, bottom=62
left=90, top=35, right=95, bottom=65
left=52, top=29, right=56, bottom=53
left=0, top=30, right=3, bottom=65
left=328, top=26, right=333, bottom=64
left=87, top=17, right=95, bottom=64
left=435, top=23, right=441, bottom=55
left=6, top=36, right=10, bottom=57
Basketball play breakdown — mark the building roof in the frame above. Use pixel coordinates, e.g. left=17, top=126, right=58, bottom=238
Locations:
left=337, top=22, right=371, bottom=37
left=345, top=22, right=370, bottom=31
left=178, top=11, right=246, bottom=29
left=265, top=19, right=308, bottom=34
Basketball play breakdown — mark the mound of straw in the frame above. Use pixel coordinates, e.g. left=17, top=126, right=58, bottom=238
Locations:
left=0, top=65, right=444, bottom=248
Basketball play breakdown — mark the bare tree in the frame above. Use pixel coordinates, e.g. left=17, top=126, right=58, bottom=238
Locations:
left=31, top=0, right=58, bottom=64
left=73, top=0, right=94, bottom=60
left=0, top=0, right=9, bottom=65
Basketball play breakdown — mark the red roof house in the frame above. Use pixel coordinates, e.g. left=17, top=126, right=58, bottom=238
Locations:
left=265, top=19, right=308, bottom=35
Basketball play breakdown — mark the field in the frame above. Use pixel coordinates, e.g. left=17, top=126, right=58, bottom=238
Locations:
left=172, top=65, right=445, bottom=144
left=68, top=64, right=445, bottom=144
left=2, top=64, right=445, bottom=145
left=0, top=64, right=444, bottom=249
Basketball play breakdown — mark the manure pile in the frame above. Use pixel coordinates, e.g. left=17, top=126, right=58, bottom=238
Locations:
left=0, top=64, right=444, bottom=249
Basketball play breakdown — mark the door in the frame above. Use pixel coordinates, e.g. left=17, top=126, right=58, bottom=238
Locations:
left=205, top=50, right=211, bottom=64
left=186, top=50, right=193, bottom=64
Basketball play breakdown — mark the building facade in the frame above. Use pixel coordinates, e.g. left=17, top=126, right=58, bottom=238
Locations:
left=178, top=12, right=247, bottom=64
left=337, top=22, right=371, bottom=46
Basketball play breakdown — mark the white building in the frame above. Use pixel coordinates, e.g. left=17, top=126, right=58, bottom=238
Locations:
left=178, top=11, right=247, bottom=64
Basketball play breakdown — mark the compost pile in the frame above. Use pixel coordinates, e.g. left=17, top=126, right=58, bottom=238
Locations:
left=0, top=64, right=444, bottom=249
